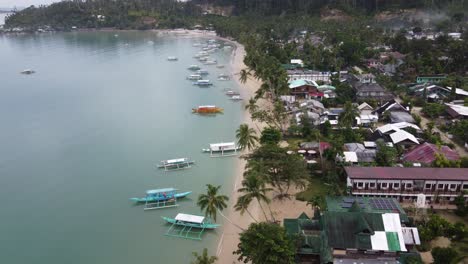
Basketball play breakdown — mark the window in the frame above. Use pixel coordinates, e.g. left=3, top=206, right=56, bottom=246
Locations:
left=357, top=182, right=364, bottom=188
left=425, top=183, right=432, bottom=189
left=369, top=182, right=376, bottom=189
left=393, top=183, right=400, bottom=189
left=437, top=184, right=444, bottom=190
left=405, top=183, right=413, bottom=189
left=381, top=183, right=388, bottom=189
left=463, top=184, right=468, bottom=190
left=449, top=184, right=457, bottom=190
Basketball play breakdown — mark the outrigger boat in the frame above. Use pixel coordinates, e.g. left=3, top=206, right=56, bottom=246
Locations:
left=202, top=142, right=240, bottom=157
left=162, top=213, right=220, bottom=240
left=196, top=69, right=209, bottom=75
left=130, top=188, right=192, bottom=203
left=204, top=60, right=217, bottom=65
left=230, top=95, right=242, bottom=101
left=188, top=65, right=201, bottom=71
left=20, top=69, right=35, bottom=74
left=187, top=74, right=202, bottom=80
left=157, top=158, right=195, bottom=171
left=130, top=188, right=191, bottom=210
left=225, top=90, right=240, bottom=96
left=192, top=105, right=223, bottom=114
left=218, top=74, right=230, bottom=81
left=216, top=65, right=225, bottom=68
left=193, top=80, right=213, bottom=86
left=167, top=56, right=178, bottom=61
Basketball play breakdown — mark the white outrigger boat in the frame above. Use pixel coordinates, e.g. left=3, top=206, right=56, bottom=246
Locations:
left=194, top=80, right=213, bottom=87
left=157, top=158, right=195, bottom=171
left=167, top=56, right=178, bottom=61
left=188, top=65, right=201, bottom=71
left=230, top=95, right=242, bottom=101
left=218, top=74, right=230, bottom=81
left=187, top=74, right=202, bottom=80
left=196, top=69, right=209, bottom=76
left=202, top=142, right=240, bottom=157
left=204, top=60, right=217, bottom=65
left=20, top=69, right=35, bottom=74
left=225, top=90, right=240, bottom=96
left=162, top=213, right=220, bottom=240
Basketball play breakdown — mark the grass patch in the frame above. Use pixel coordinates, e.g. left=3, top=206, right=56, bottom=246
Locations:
left=295, top=176, right=328, bottom=201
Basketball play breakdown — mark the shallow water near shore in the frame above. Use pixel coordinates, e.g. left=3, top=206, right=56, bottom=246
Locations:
left=0, top=31, right=242, bottom=263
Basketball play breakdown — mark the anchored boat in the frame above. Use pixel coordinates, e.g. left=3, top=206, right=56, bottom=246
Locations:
left=162, top=213, right=220, bottom=240
left=130, top=188, right=191, bottom=210
left=218, top=74, right=230, bottom=81
left=157, top=158, right=194, bottom=171
left=167, top=56, right=178, bottom=61
left=230, top=95, right=242, bottom=101
left=187, top=74, right=202, bottom=80
left=196, top=69, right=209, bottom=76
left=202, top=142, right=240, bottom=157
left=188, top=65, right=201, bottom=71
left=20, top=69, right=35, bottom=74
left=193, top=80, right=213, bottom=86
left=192, top=105, right=223, bottom=114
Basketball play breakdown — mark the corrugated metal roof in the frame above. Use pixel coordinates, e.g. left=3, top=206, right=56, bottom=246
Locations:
left=345, top=166, right=468, bottom=181
left=402, top=142, right=460, bottom=164
left=389, top=130, right=419, bottom=144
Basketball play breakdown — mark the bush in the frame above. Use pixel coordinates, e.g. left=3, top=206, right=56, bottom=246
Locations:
left=431, top=247, right=458, bottom=264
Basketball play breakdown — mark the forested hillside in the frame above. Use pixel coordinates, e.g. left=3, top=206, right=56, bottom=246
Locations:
left=4, top=0, right=468, bottom=30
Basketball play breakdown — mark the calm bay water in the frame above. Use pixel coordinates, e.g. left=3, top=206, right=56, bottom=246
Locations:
left=0, top=31, right=242, bottom=263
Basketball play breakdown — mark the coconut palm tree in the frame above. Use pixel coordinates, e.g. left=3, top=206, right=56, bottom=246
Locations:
left=234, top=195, right=258, bottom=223
left=338, top=101, right=359, bottom=128
left=236, top=123, right=258, bottom=151
left=237, top=174, right=274, bottom=222
left=197, top=184, right=229, bottom=222
left=191, top=248, right=217, bottom=264
left=239, top=68, right=250, bottom=84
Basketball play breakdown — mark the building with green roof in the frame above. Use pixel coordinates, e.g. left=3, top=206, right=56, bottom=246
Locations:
left=283, top=197, right=420, bottom=264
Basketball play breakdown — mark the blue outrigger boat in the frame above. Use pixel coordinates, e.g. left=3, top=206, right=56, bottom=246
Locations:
left=130, top=188, right=191, bottom=210
left=162, top=213, right=220, bottom=240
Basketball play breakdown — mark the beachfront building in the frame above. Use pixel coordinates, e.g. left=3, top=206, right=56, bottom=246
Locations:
left=284, top=196, right=420, bottom=264
left=345, top=167, right=468, bottom=204
left=288, top=80, right=322, bottom=100
left=287, top=69, right=332, bottom=83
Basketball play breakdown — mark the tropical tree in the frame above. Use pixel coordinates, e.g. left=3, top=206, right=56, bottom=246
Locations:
left=239, top=68, right=250, bottom=84
left=234, top=195, right=258, bottom=223
left=191, top=248, right=217, bottom=264
left=260, top=127, right=282, bottom=145
left=234, top=222, right=296, bottom=264
left=339, top=101, right=359, bottom=128
left=375, top=140, right=398, bottom=166
left=197, top=184, right=229, bottom=222
left=244, top=144, right=308, bottom=199
left=237, top=174, right=273, bottom=222
left=236, top=123, right=258, bottom=151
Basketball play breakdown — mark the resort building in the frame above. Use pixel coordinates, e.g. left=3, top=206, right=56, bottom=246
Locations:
left=288, top=80, right=322, bottom=100
left=284, top=196, right=420, bottom=264
left=345, top=167, right=468, bottom=204
left=446, top=103, right=468, bottom=119
left=287, top=69, right=332, bottom=83
left=416, top=75, right=447, bottom=84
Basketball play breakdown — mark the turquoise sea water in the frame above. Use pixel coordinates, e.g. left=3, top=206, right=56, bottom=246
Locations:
left=0, top=31, right=242, bottom=263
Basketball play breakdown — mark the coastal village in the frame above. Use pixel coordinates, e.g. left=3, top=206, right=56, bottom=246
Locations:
left=2, top=1, right=468, bottom=264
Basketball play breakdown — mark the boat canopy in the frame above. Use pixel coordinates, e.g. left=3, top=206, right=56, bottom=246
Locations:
left=165, top=158, right=188, bottom=164
left=147, top=188, right=178, bottom=195
left=199, top=105, right=216, bottom=108
left=210, top=142, right=236, bottom=149
left=175, top=213, right=205, bottom=224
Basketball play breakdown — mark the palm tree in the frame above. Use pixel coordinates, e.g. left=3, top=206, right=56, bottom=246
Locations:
left=339, top=101, right=359, bottom=128
left=237, top=174, right=273, bottom=222
left=239, top=68, right=250, bottom=84
left=236, top=123, right=258, bottom=151
left=234, top=195, right=258, bottom=223
left=191, top=248, right=217, bottom=264
left=197, top=184, right=229, bottom=222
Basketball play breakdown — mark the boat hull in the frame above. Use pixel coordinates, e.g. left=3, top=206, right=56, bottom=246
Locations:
left=130, top=191, right=192, bottom=203
left=161, top=217, right=220, bottom=229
